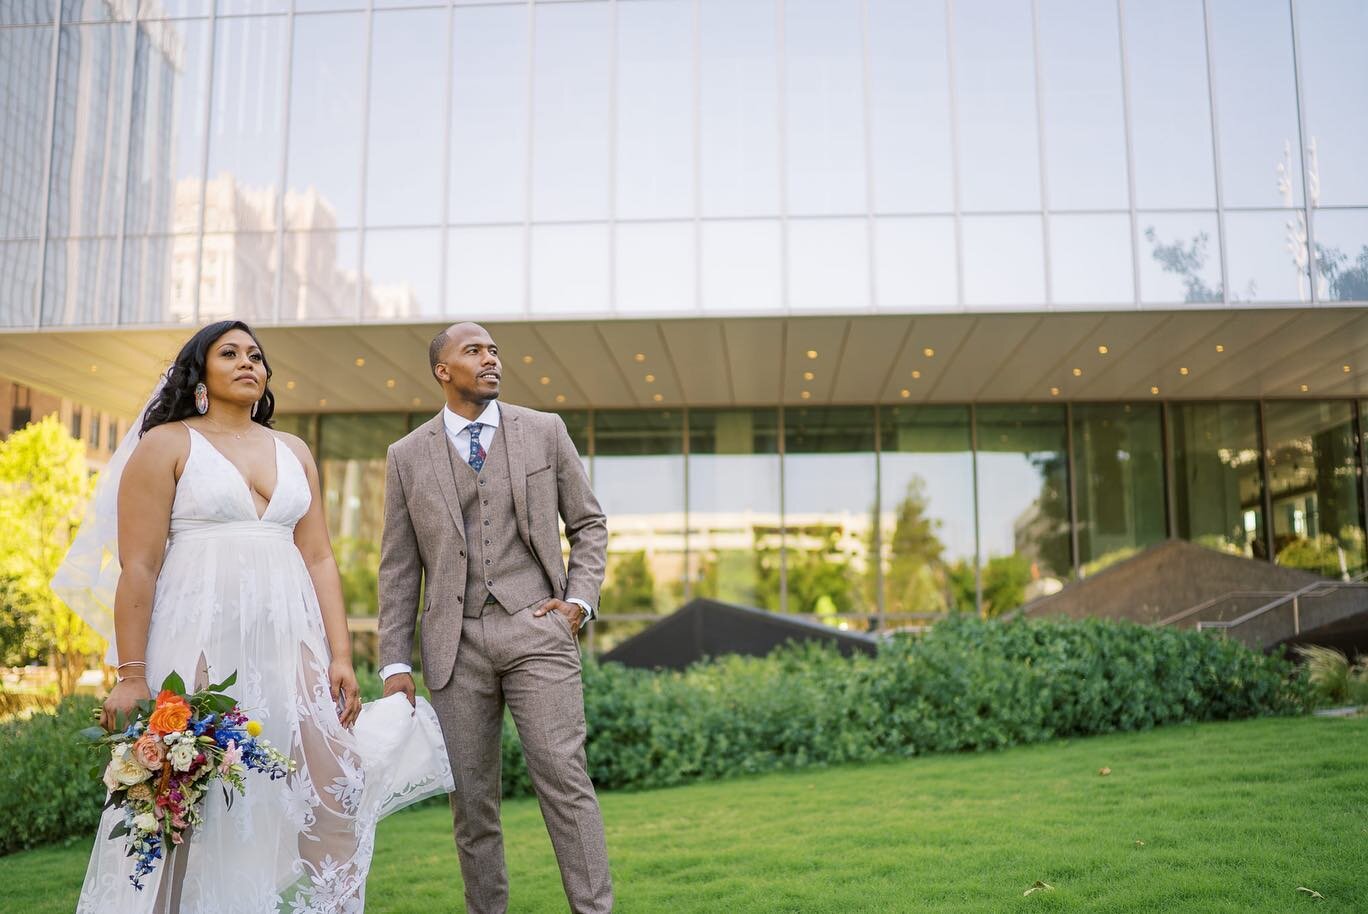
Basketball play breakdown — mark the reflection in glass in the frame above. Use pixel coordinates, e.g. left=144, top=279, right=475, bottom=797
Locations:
left=47, top=23, right=131, bottom=238
left=207, top=15, right=286, bottom=193
left=951, top=0, right=1040, bottom=212
left=199, top=231, right=276, bottom=322
left=1050, top=213, right=1134, bottom=305
left=961, top=215, right=1045, bottom=306
left=874, top=217, right=957, bottom=309
left=0, top=27, right=53, bottom=240
left=1037, top=0, right=1128, bottom=210
left=1298, top=0, right=1368, bottom=207
left=321, top=413, right=409, bottom=617
left=367, top=9, right=447, bottom=227
left=687, top=409, right=781, bottom=610
left=700, top=220, right=781, bottom=313
left=0, top=242, right=40, bottom=326
left=215, top=0, right=288, bottom=14
left=785, top=0, right=865, bottom=215
left=1122, top=0, right=1216, bottom=208
left=783, top=407, right=876, bottom=620
left=789, top=219, right=868, bottom=311
left=137, top=1, right=213, bottom=17
left=879, top=405, right=975, bottom=616
left=530, top=224, right=609, bottom=314
left=616, top=222, right=694, bottom=314
left=1312, top=208, right=1368, bottom=303
left=975, top=405, right=1071, bottom=613
left=363, top=229, right=441, bottom=319
left=616, top=0, right=693, bottom=220
left=867, top=0, right=952, bottom=214
left=60, top=0, right=130, bottom=22
left=1263, top=400, right=1365, bottom=577
left=1072, top=404, right=1165, bottom=574
left=120, top=234, right=198, bottom=324
left=42, top=237, right=120, bottom=326
left=450, top=5, right=527, bottom=224
left=700, top=0, right=779, bottom=217
left=285, top=13, right=365, bottom=229
left=280, top=230, right=358, bottom=322
left=1208, top=0, right=1302, bottom=208
left=1224, top=210, right=1309, bottom=303
left=1137, top=211, right=1222, bottom=304
left=593, top=410, right=686, bottom=631
left=532, top=2, right=610, bottom=222
left=447, top=226, right=524, bottom=316
left=1168, top=402, right=1265, bottom=559
left=1, top=1, right=54, bottom=25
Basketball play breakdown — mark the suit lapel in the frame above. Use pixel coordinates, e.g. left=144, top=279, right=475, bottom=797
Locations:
left=424, top=414, right=465, bottom=537
left=502, top=405, right=533, bottom=547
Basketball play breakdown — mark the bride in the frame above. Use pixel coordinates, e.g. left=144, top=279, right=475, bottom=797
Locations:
left=55, top=320, right=453, bottom=912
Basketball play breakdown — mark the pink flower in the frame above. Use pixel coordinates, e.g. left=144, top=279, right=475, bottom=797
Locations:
left=132, top=733, right=166, bottom=771
left=220, top=740, right=243, bottom=775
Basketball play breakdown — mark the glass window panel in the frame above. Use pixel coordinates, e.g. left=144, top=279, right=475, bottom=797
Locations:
left=1224, top=210, right=1309, bottom=304
left=280, top=230, right=359, bottom=322
left=1, top=27, right=55, bottom=240
left=1123, top=0, right=1216, bottom=208
left=616, top=0, right=693, bottom=220
left=700, top=0, right=780, bottom=217
left=198, top=231, right=277, bottom=322
left=47, top=23, right=132, bottom=238
left=137, top=1, right=213, bottom=18
left=216, top=0, right=288, bottom=13
left=1298, top=0, right=1368, bottom=207
left=688, top=408, right=782, bottom=610
left=530, top=223, right=609, bottom=314
left=363, top=228, right=442, bottom=320
left=1037, top=0, right=1128, bottom=210
left=879, top=405, right=975, bottom=615
left=125, top=17, right=210, bottom=236
left=616, top=222, right=694, bottom=314
left=531, top=2, right=611, bottom=222
left=1263, top=400, right=1365, bottom=576
left=1168, top=401, right=1266, bottom=559
left=961, top=215, right=1045, bottom=306
left=1137, top=211, right=1223, bottom=304
left=120, top=233, right=198, bottom=323
left=594, top=410, right=686, bottom=621
left=785, top=0, right=865, bottom=216
left=295, top=0, right=364, bottom=11
left=700, top=219, right=781, bottom=313
left=783, top=406, right=877, bottom=619
left=788, top=218, right=868, bottom=311
left=1050, top=213, right=1134, bottom=305
left=1208, top=0, right=1302, bottom=208
left=366, top=8, right=447, bottom=228
left=270, top=413, right=316, bottom=452
left=41, top=237, right=120, bottom=326
left=1072, top=403, right=1165, bottom=574
left=1, top=1, right=54, bottom=25
left=867, top=0, right=952, bottom=214
left=974, top=404, right=1071, bottom=613
left=285, top=13, right=365, bottom=230
left=61, top=0, right=131, bottom=22
left=320, top=413, right=409, bottom=617
left=450, top=5, right=528, bottom=224
left=207, top=15, right=287, bottom=195
left=952, top=0, right=1041, bottom=212
left=0, top=242, right=40, bottom=326
left=1313, top=208, right=1368, bottom=303
left=448, top=225, right=524, bottom=316
left=875, top=217, right=957, bottom=310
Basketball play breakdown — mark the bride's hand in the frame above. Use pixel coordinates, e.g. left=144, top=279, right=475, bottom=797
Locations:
left=101, top=678, right=151, bottom=732
left=329, top=658, right=362, bottom=730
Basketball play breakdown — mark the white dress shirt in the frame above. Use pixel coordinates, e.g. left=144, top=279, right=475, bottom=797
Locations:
left=379, top=402, right=594, bottom=682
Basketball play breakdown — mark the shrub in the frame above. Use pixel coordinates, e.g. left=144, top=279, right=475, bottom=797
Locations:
left=1294, top=644, right=1368, bottom=707
left=0, top=695, right=104, bottom=855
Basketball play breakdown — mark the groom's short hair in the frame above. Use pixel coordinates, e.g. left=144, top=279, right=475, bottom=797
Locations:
left=429, top=328, right=450, bottom=380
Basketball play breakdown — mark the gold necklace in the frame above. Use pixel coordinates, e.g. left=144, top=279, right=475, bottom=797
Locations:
left=202, top=415, right=256, bottom=440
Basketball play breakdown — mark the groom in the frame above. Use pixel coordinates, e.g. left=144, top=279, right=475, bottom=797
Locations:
left=377, top=321, right=612, bottom=913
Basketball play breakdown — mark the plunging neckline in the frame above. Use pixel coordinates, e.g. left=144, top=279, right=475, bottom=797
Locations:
left=186, top=426, right=282, bottom=522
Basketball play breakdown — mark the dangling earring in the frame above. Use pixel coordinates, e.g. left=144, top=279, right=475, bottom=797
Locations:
left=194, top=383, right=209, bottom=415
left=251, top=399, right=259, bottom=419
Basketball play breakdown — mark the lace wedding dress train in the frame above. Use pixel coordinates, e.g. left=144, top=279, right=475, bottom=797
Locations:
left=76, top=428, right=453, bottom=913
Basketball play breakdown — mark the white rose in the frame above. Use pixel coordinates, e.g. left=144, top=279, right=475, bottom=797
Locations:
left=108, top=744, right=152, bottom=786
left=168, top=741, right=198, bottom=772
left=132, top=812, right=160, bottom=834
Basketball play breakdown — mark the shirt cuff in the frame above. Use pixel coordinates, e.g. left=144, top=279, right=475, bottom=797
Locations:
left=567, top=597, right=595, bottom=622
left=378, top=662, right=413, bottom=681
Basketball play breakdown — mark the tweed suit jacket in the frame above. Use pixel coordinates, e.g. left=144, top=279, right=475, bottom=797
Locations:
left=377, top=403, right=607, bottom=691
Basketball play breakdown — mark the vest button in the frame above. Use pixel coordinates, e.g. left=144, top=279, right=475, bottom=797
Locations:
left=486, top=580, right=493, bottom=587
left=457, top=596, right=463, bottom=603
left=479, top=480, right=485, bottom=487
left=483, top=519, right=490, bottom=525
left=459, top=550, right=465, bottom=557
left=485, top=558, right=492, bottom=564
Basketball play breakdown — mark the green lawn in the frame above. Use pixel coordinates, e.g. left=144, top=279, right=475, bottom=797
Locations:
left=6, top=715, right=1365, bottom=912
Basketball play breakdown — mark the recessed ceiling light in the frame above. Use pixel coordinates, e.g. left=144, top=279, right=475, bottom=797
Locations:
left=644, top=374, right=655, bottom=383
left=803, top=371, right=814, bottom=381
left=555, top=394, right=566, bottom=403
left=911, top=370, right=921, bottom=380
left=1215, top=344, right=1225, bottom=353
left=899, top=389, right=911, bottom=398
left=1097, top=345, right=1109, bottom=355
left=1150, top=386, right=1160, bottom=395
left=522, top=355, right=534, bottom=365
left=1050, top=387, right=1060, bottom=396
left=652, top=393, right=663, bottom=402
left=286, top=380, right=297, bottom=390
left=89, top=364, right=98, bottom=373
left=354, top=357, right=365, bottom=367
left=539, top=376, right=550, bottom=385
left=800, top=390, right=811, bottom=400
left=634, top=353, right=646, bottom=363
left=1343, top=365, right=1352, bottom=373
left=806, top=350, right=818, bottom=360
left=411, top=397, right=421, bottom=406
left=923, top=347, right=935, bottom=358
left=1300, top=383, right=1309, bottom=392
left=318, top=398, right=327, bottom=407
left=1072, top=368, right=1083, bottom=377
left=1179, top=367, right=1189, bottom=376
left=385, top=378, right=396, bottom=389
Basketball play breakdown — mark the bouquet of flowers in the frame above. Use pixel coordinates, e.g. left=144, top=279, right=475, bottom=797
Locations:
left=82, top=670, right=295, bottom=890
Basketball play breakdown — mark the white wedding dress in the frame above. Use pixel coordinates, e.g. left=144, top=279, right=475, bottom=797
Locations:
left=76, top=427, right=453, bottom=913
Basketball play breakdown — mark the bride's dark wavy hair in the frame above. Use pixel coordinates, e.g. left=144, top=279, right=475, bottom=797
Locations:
left=140, top=320, right=276, bottom=436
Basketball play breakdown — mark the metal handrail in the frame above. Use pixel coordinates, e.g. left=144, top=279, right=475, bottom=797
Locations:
left=1159, top=567, right=1368, bottom=629
left=1195, top=579, right=1368, bottom=637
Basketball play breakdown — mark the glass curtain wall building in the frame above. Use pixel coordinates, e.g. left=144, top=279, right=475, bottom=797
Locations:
left=3, top=0, right=1368, bottom=647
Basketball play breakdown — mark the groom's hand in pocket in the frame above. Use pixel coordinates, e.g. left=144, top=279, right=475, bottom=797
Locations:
left=383, top=672, right=416, bottom=707
left=534, top=598, right=584, bottom=637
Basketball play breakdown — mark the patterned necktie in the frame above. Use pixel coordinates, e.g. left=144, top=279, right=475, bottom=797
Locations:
left=466, top=422, right=487, bottom=471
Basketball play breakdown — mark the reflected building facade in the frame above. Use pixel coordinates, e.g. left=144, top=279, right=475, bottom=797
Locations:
left=3, top=0, right=1368, bottom=647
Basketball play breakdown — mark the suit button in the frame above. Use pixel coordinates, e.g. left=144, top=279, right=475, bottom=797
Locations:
left=482, top=500, right=488, bottom=506
left=486, top=580, right=493, bottom=587
left=478, top=480, right=485, bottom=487
left=457, top=596, right=464, bottom=604
left=483, top=519, right=490, bottom=526
left=484, top=540, right=490, bottom=545
left=459, top=550, right=465, bottom=557
left=485, top=558, right=492, bottom=565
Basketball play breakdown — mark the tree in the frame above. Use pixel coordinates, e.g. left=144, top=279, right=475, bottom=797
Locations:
left=0, top=416, right=101, bottom=694
left=1316, top=242, right=1368, bottom=302
left=0, top=573, right=41, bottom=667
left=601, top=550, right=657, bottom=614
left=871, top=476, right=951, bottom=615
left=1144, top=227, right=1223, bottom=303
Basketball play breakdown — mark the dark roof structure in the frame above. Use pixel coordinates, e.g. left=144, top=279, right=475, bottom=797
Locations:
left=599, top=598, right=879, bottom=671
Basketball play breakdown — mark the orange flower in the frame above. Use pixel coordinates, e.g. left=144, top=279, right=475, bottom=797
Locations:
left=147, top=690, right=192, bottom=735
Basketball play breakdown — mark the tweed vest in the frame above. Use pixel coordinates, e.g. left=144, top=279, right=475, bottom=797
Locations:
left=446, top=424, right=553, bottom=616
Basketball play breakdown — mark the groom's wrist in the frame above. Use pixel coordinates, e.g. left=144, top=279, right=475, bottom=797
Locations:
left=378, top=662, right=413, bottom=681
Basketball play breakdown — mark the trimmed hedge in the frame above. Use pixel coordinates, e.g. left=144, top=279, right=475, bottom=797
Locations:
left=0, top=617, right=1307, bottom=853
